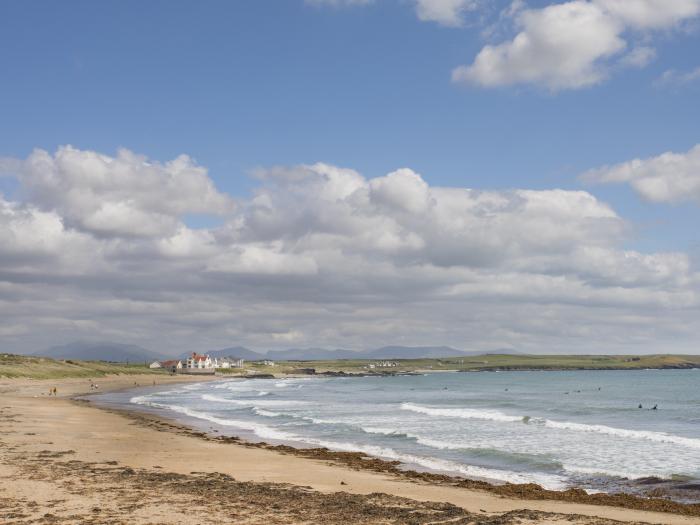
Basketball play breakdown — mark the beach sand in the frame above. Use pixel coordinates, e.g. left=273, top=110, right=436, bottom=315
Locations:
left=1, top=374, right=699, bottom=524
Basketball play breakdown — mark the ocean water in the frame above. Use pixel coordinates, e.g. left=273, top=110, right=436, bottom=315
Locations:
left=104, top=370, right=700, bottom=496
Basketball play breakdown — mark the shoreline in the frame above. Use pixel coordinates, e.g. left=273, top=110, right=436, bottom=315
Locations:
left=2, top=374, right=700, bottom=524
left=96, top=376, right=700, bottom=501
left=89, top=378, right=700, bottom=517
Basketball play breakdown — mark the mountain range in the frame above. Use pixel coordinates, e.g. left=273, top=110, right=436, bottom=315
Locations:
left=33, top=341, right=164, bottom=363
left=185, top=345, right=487, bottom=360
left=34, top=341, right=517, bottom=362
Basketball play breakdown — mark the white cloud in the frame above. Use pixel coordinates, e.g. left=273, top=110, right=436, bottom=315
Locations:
left=453, top=0, right=700, bottom=90
left=11, top=146, right=233, bottom=238
left=582, top=143, right=700, bottom=204
left=1, top=146, right=698, bottom=354
left=619, top=45, right=656, bottom=68
left=304, top=0, right=374, bottom=6
left=594, top=0, right=700, bottom=29
left=414, top=0, right=480, bottom=27
left=453, top=1, right=626, bottom=90
left=656, top=66, right=700, bottom=87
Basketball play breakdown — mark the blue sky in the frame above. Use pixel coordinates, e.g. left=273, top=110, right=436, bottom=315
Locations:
left=1, top=1, right=699, bottom=353
left=2, top=1, right=699, bottom=251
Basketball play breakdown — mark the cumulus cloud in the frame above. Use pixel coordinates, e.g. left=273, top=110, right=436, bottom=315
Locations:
left=453, top=0, right=700, bottom=90
left=594, top=0, right=700, bottom=29
left=0, top=146, right=698, bottom=354
left=9, top=146, right=233, bottom=238
left=582, top=143, right=700, bottom=204
left=414, top=0, right=481, bottom=26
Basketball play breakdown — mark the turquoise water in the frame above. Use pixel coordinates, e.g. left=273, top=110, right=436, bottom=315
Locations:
left=118, top=370, right=700, bottom=494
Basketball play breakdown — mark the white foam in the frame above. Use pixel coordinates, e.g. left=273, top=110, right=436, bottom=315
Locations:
left=130, top=397, right=295, bottom=441
left=361, top=426, right=407, bottom=436
left=359, top=427, right=474, bottom=451
left=415, top=436, right=471, bottom=450
left=542, top=420, right=700, bottom=450
left=401, top=403, right=522, bottom=423
left=253, top=408, right=282, bottom=418
left=299, top=438, right=567, bottom=490
left=563, top=464, right=651, bottom=480
left=201, top=393, right=307, bottom=407
left=401, top=403, right=700, bottom=450
left=130, top=396, right=566, bottom=489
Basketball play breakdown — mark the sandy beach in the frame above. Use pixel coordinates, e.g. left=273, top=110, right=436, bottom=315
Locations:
left=1, top=375, right=699, bottom=525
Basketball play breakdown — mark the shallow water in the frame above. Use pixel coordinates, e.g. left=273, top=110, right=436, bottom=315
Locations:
left=98, top=369, right=700, bottom=497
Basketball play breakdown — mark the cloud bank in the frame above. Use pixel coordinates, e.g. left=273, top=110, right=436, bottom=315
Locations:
left=1, top=147, right=698, bottom=353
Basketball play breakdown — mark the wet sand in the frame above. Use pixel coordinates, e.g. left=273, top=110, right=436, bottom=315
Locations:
left=1, top=374, right=699, bottom=524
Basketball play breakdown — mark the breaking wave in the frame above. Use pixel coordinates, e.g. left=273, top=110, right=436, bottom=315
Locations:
left=400, top=403, right=700, bottom=450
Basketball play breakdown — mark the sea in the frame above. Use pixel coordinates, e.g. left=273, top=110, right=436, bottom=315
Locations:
left=95, top=369, right=700, bottom=501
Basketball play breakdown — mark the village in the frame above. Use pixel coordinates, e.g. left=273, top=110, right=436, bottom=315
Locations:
left=149, top=353, right=265, bottom=375
left=149, top=353, right=402, bottom=375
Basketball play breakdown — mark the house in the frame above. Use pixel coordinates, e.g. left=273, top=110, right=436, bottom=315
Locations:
left=365, top=361, right=398, bottom=369
left=262, top=360, right=275, bottom=366
left=149, top=361, right=162, bottom=369
left=221, top=357, right=244, bottom=368
left=186, top=353, right=212, bottom=369
left=160, top=360, right=183, bottom=373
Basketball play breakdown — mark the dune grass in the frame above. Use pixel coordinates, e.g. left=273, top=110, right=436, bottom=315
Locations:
left=0, top=354, right=167, bottom=379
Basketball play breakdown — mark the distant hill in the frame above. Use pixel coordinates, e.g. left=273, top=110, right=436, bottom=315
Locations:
left=263, top=345, right=470, bottom=361
left=179, top=346, right=264, bottom=360
left=34, top=341, right=163, bottom=363
left=364, top=346, right=468, bottom=359
left=173, top=344, right=502, bottom=362
left=265, top=348, right=357, bottom=360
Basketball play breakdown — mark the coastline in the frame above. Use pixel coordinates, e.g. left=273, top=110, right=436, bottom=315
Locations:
left=2, top=375, right=699, bottom=525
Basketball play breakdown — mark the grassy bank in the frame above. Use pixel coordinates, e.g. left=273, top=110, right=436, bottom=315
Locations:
left=3, top=352, right=699, bottom=380
left=269, top=353, right=700, bottom=375
left=0, top=354, right=167, bottom=379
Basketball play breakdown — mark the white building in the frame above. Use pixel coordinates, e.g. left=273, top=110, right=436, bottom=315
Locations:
left=186, top=353, right=212, bottom=369
left=212, top=357, right=244, bottom=368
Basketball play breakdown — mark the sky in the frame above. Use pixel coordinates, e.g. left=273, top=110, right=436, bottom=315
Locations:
left=1, top=0, right=699, bottom=354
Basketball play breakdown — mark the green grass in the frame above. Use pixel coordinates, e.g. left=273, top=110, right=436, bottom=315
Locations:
left=272, top=354, right=700, bottom=374
left=2, top=353, right=698, bottom=380
left=0, top=354, right=168, bottom=379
